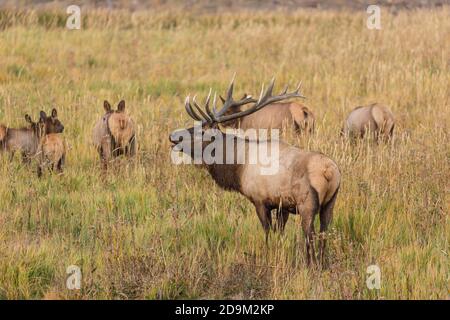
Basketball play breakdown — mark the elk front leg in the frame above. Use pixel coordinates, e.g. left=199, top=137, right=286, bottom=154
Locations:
left=254, top=202, right=272, bottom=246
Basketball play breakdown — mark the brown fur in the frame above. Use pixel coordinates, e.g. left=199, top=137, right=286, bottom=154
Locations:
left=223, top=102, right=315, bottom=134
left=0, top=115, right=45, bottom=161
left=343, top=103, right=395, bottom=141
left=92, top=100, right=136, bottom=170
left=170, top=125, right=340, bottom=266
left=0, top=110, right=64, bottom=162
left=0, top=125, right=6, bottom=141
left=37, top=133, right=66, bottom=177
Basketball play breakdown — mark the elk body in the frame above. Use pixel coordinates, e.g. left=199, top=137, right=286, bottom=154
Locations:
left=0, top=109, right=64, bottom=162
left=342, top=103, right=395, bottom=140
left=37, top=133, right=66, bottom=177
left=92, top=100, right=136, bottom=170
left=169, top=79, right=340, bottom=265
left=222, top=100, right=315, bottom=134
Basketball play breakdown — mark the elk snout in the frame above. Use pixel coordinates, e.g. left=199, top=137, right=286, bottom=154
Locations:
left=169, top=132, right=179, bottom=145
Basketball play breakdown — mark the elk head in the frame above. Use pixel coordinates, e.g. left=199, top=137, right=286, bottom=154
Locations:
left=25, top=114, right=46, bottom=138
left=40, top=108, right=64, bottom=134
left=169, top=76, right=305, bottom=162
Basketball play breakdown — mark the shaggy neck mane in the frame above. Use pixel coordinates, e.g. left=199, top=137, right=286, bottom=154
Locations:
left=202, top=132, right=244, bottom=193
left=205, top=162, right=243, bottom=192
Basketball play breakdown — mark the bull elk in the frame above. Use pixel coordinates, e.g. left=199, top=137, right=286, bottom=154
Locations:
left=219, top=77, right=315, bottom=134
left=0, top=108, right=64, bottom=162
left=342, top=103, right=395, bottom=141
left=169, top=78, right=341, bottom=266
left=92, top=100, right=136, bottom=170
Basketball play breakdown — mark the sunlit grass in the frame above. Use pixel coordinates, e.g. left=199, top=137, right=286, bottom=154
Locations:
left=0, top=8, right=448, bottom=299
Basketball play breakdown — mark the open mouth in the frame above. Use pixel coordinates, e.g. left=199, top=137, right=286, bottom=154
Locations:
left=169, top=136, right=180, bottom=150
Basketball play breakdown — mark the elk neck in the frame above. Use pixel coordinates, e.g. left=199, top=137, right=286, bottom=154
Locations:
left=201, top=132, right=244, bottom=193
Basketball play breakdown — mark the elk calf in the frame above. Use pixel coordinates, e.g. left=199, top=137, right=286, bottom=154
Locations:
left=37, top=133, right=66, bottom=177
left=169, top=78, right=340, bottom=266
left=92, top=100, right=136, bottom=170
left=342, top=103, right=395, bottom=141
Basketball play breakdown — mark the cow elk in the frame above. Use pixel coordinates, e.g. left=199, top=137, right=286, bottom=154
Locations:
left=169, top=78, right=341, bottom=266
left=0, top=114, right=44, bottom=162
left=218, top=77, right=315, bottom=135
left=92, top=100, right=136, bottom=170
left=36, top=109, right=66, bottom=177
left=342, top=103, right=395, bottom=141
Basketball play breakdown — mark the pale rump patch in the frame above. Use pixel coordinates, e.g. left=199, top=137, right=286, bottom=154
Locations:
left=40, top=133, right=65, bottom=164
left=307, top=155, right=340, bottom=205
left=107, top=112, right=135, bottom=148
left=289, top=103, right=314, bottom=130
left=371, top=105, right=385, bottom=128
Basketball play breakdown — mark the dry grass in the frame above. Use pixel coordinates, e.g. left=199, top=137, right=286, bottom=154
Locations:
left=0, top=8, right=448, bottom=299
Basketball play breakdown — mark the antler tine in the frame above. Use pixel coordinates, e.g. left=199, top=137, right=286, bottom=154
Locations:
left=226, top=74, right=235, bottom=101
left=185, top=95, right=202, bottom=121
left=295, top=80, right=305, bottom=97
left=214, top=76, right=256, bottom=117
left=213, top=78, right=306, bottom=124
left=192, top=95, right=212, bottom=122
left=204, top=88, right=215, bottom=120
left=258, top=77, right=275, bottom=104
left=212, top=92, right=218, bottom=115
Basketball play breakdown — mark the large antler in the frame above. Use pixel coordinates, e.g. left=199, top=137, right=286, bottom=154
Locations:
left=184, top=77, right=305, bottom=124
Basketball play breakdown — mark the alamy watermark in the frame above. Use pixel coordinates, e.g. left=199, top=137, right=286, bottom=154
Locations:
left=66, top=5, right=81, bottom=30
left=366, top=5, right=381, bottom=30
left=170, top=123, right=280, bottom=175
left=366, top=264, right=381, bottom=290
left=66, top=265, right=82, bottom=290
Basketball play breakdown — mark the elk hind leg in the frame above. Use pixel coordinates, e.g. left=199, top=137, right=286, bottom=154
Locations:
left=297, top=188, right=320, bottom=266
left=319, top=189, right=338, bottom=268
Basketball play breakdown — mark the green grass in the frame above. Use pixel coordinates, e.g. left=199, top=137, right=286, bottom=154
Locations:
left=0, top=8, right=448, bottom=299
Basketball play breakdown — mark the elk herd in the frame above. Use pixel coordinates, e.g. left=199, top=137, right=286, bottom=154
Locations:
left=0, top=77, right=395, bottom=267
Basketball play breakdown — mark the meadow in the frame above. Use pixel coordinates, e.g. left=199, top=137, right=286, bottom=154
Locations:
left=0, top=7, right=448, bottom=299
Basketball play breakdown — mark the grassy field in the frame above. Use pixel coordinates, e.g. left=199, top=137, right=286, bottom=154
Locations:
left=0, top=7, right=448, bottom=299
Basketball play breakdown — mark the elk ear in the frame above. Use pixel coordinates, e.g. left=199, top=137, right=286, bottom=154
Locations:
left=51, top=108, right=58, bottom=118
left=40, top=111, right=47, bottom=121
left=25, top=114, right=33, bottom=124
left=117, top=100, right=125, bottom=112
left=104, top=100, right=112, bottom=113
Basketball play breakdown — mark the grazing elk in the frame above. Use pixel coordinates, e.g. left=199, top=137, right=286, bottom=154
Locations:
left=219, top=78, right=315, bottom=134
left=0, top=108, right=64, bottom=163
left=169, top=78, right=341, bottom=266
left=92, top=100, right=136, bottom=170
left=342, top=103, right=395, bottom=141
